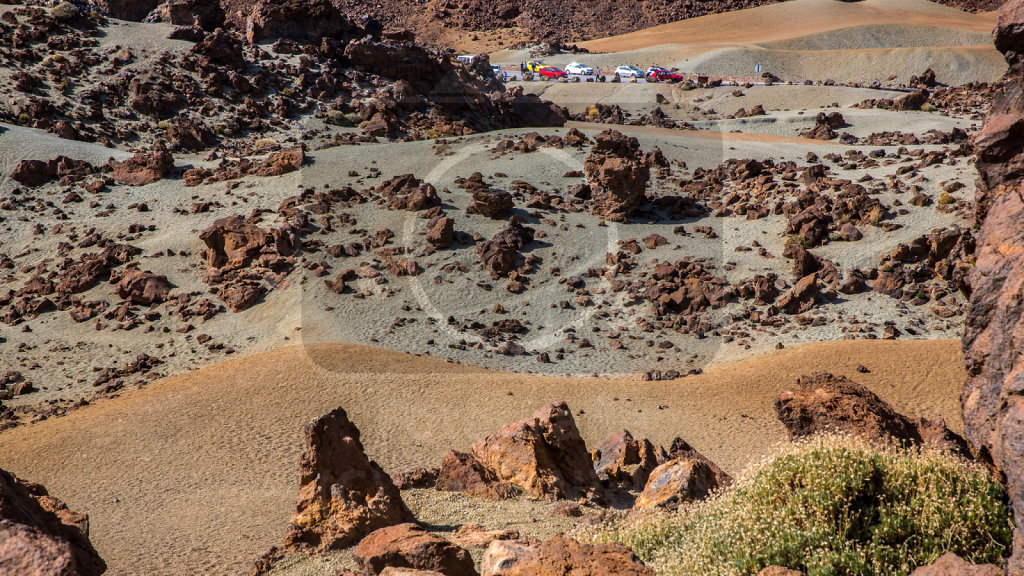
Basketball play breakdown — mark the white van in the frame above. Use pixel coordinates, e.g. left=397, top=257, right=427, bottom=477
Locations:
left=456, top=55, right=476, bottom=64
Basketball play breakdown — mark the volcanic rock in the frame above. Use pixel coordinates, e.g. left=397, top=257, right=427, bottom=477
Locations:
left=109, top=144, right=174, bottom=186
left=633, top=458, right=719, bottom=510
left=584, top=130, right=652, bottom=222
left=115, top=269, right=171, bottom=305
left=354, top=523, right=475, bottom=576
left=245, top=0, right=359, bottom=44
left=591, top=429, right=663, bottom=491
left=283, top=407, right=413, bottom=552
left=439, top=402, right=603, bottom=501
left=480, top=534, right=654, bottom=576
left=776, top=273, right=818, bottom=314
left=0, top=467, right=106, bottom=576
left=909, top=553, right=1003, bottom=576
left=777, top=373, right=969, bottom=455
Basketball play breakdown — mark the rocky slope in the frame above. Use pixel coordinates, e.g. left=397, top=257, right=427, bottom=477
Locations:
left=962, top=0, right=1024, bottom=569
left=75, top=0, right=1009, bottom=48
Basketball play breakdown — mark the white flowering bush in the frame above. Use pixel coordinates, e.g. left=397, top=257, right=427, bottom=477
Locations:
left=584, top=435, right=1012, bottom=576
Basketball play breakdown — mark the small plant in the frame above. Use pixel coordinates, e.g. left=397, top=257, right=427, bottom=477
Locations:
left=281, top=87, right=295, bottom=97
left=253, top=138, right=277, bottom=150
left=915, top=290, right=928, bottom=299
left=938, top=191, right=954, bottom=205
left=586, top=105, right=600, bottom=117
left=585, top=435, right=1012, bottom=576
left=920, top=103, right=935, bottom=113
left=868, top=205, right=885, bottom=225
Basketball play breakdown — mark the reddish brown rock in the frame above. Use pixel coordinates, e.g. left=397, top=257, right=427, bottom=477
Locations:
left=9, top=157, right=95, bottom=188
left=776, top=273, right=818, bottom=314
left=115, top=269, right=171, bottom=305
left=591, top=429, right=663, bottom=491
left=759, top=568, right=805, bottom=576
left=354, top=523, right=475, bottom=576
left=284, top=407, right=413, bottom=552
left=255, top=147, right=304, bottom=177
left=450, top=524, right=519, bottom=549
left=584, top=130, right=652, bottom=222
left=633, top=458, right=719, bottom=510
left=0, top=467, right=106, bottom=576
left=665, top=437, right=732, bottom=489
left=481, top=534, right=654, bottom=576
left=909, top=553, right=1004, bottom=576
left=468, top=402, right=604, bottom=501
left=218, top=280, right=265, bottom=312
left=199, top=216, right=296, bottom=269
left=468, top=189, right=514, bottom=219
left=426, top=216, right=455, bottom=248
left=777, top=373, right=968, bottom=455
left=153, top=0, right=226, bottom=30
left=475, top=217, right=535, bottom=278
left=373, top=174, right=440, bottom=211
left=435, top=451, right=522, bottom=500
left=109, top=144, right=174, bottom=186
left=245, top=0, right=359, bottom=44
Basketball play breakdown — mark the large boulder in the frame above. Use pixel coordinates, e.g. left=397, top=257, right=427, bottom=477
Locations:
left=584, top=130, right=652, bottom=222
left=283, top=407, right=413, bottom=552
left=245, top=0, right=360, bottom=44
left=964, top=1, right=1024, bottom=570
left=633, top=458, right=719, bottom=510
left=109, top=144, right=174, bottom=186
left=199, top=215, right=296, bottom=269
left=354, top=523, right=475, bottom=576
left=908, top=552, right=1004, bottom=576
left=0, top=467, right=106, bottom=576
left=974, top=0, right=1024, bottom=221
left=591, top=429, right=663, bottom=491
left=115, top=269, right=171, bottom=305
left=438, top=403, right=604, bottom=501
left=98, top=0, right=161, bottom=21
left=152, top=0, right=225, bottom=30
left=480, top=534, right=654, bottom=576
left=777, top=373, right=969, bottom=456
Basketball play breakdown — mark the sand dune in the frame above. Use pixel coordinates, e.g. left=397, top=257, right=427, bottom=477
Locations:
left=0, top=339, right=964, bottom=575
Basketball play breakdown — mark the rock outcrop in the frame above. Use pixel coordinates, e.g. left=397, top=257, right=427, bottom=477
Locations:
left=354, top=523, right=476, bottom=576
left=908, top=552, right=1003, bottom=576
left=963, top=0, right=1024, bottom=569
left=437, top=402, right=604, bottom=501
left=0, top=467, right=107, bottom=576
left=284, top=407, right=413, bottom=552
left=777, top=373, right=969, bottom=456
left=584, top=130, right=652, bottom=222
left=480, top=534, right=654, bottom=576
left=591, top=429, right=663, bottom=491
left=633, top=458, right=719, bottom=510
left=108, top=144, right=174, bottom=186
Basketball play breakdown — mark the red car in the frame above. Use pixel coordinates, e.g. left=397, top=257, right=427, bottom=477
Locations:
left=536, top=66, right=568, bottom=79
left=646, top=67, right=684, bottom=82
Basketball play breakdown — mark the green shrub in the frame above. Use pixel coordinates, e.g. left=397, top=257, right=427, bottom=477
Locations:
left=585, top=435, right=1012, bottom=576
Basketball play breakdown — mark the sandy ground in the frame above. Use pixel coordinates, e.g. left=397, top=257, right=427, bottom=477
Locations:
left=492, top=0, right=1005, bottom=85
left=0, top=338, right=965, bottom=576
left=0, top=116, right=976, bottom=414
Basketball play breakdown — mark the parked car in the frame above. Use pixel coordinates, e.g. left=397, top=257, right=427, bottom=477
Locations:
left=565, top=61, right=594, bottom=75
left=646, top=66, right=684, bottom=82
left=456, top=55, right=476, bottom=64
left=615, top=65, right=644, bottom=78
left=526, top=60, right=547, bottom=72
left=537, top=66, right=567, bottom=79
left=491, top=65, right=503, bottom=76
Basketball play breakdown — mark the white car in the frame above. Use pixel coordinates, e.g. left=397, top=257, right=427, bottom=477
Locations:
left=564, top=62, right=594, bottom=75
left=615, top=65, right=644, bottom=78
